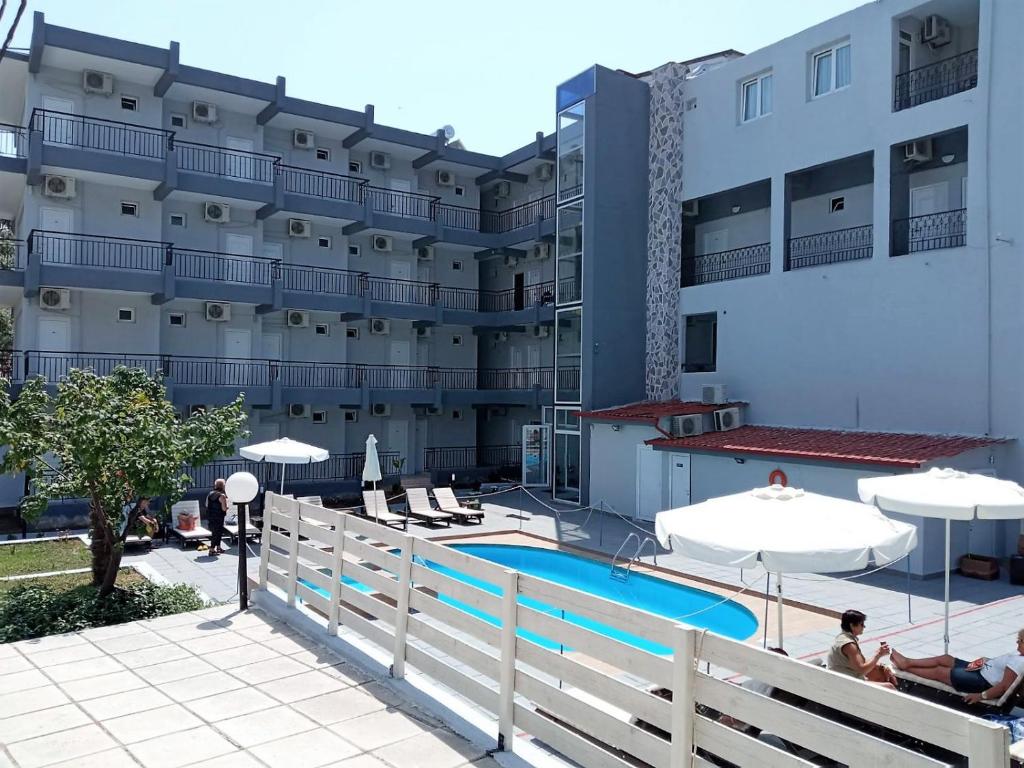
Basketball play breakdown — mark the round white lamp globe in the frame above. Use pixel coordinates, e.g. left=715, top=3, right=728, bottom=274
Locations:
left=225, top=471, right=259, bottom=504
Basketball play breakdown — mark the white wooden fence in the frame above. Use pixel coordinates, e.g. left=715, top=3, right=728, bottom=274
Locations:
left=258, top=493, right=1010, bottom=768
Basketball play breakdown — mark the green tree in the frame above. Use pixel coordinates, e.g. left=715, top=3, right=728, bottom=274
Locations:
left=0, top=367, right=247, bottom=596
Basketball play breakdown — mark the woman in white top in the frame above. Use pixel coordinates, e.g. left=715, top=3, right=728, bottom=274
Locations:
left=891, top=628, right=1024, bottom=705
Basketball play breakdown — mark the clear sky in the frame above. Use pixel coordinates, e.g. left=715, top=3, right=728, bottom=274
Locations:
left=9, top=0, right=867, bottom=156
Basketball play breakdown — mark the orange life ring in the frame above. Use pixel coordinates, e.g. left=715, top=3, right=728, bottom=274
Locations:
left=768, top=469, right=788, bottom=487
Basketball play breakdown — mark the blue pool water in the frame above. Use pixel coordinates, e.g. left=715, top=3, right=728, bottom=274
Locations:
left=301, top=543, right=757, bottom=655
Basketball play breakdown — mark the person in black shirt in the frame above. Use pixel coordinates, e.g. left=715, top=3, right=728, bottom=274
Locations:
left=206, top=478, right=229, bottom=555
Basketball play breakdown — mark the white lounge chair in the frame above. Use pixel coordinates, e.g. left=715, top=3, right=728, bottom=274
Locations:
left=168, top=500, right=211, bottom=547
left=360, top=491, right=408, bottom=530
left=895, top=667, right=1024, bottom=712
left=432, top=487, right=484, bottom=524
left=405, top=488, right=453, bottom=528
left=297, top=495, right=324, bottom=507
left=223, top=512, right=261, bottom=546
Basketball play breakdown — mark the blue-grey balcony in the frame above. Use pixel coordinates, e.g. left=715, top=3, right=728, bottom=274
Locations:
left=0, top=123, right=27, bottom=175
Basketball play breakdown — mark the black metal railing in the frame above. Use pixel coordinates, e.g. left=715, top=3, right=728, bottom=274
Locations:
left=365, top=186, right=436, bottom=220
left=891, top=209, right=966, bottom=256
left=480, top=195, right=556, bottom=233
left=555, top=366, right=581, bottom=395
left=682, top=243, right=771, bottom=287
left=0, top=123, right=27, bottom=158
left=29, top=231, right=166, bottom=272
left=279, top=263, right=365, bottom=297
left=423, top=444, right=521, bottom=471
left=366, top=276, right=437, bottom=306
left=475, top=281, right=555, bottom=312
left=172, top=247, right=278, bottom=285
left=265, top=451, right=399, bottom=484
left=0, top=349, right=19, bottom=381
left=894, top=49, right=978, bottom=112
left=0, top=239, right=25, bottom=270
left=279, top=165, right=366, bottom=203
left=558, top=184, right=583, bottom=204
left=23, top=351, right=165, bottom=382
left=436, top=204, right=480, bottom=231
left=277, top=362, right=363, bottom=390
left=186, top=459, right=267, bottom=492
left=786, top=225, right=873, bottom=270
left=175, top=140, right=279, bottom=184
left=30, top=109, right=172, bottom=159
left=557, top=275, right=581, bottom=304
left=478, top=368, right=553, bottom=390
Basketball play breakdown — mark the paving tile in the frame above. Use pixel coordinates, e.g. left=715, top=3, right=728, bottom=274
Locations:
left=318, top=662, right=374, bottom=687
left=159, top=671, right=247, bottom=703
left=217, top=642, right=282, bottom=669
left=44, top=655, right=125, bottom=683
left=286, top=646, right=350, bottom=670
left=255, top=669, right=350, bottom=704
left=79, top=685, right=173, bottom=720
left=127, top=725, right=236, bottom=768
left=16, top=633, right=90, bottom=655
left=321, top=757, right=389, bottom=768
left=0, top=654, right=34, bottom=674
left=118, top=642, right=193, bottom=668
left=0, top=702, right=93, bottom=743
left=131, top=655, right=217, bottom=686
left=93, top=630, right=167, bottom=654
left=0, top=642, right=22, bottom=660
left=334, top=708, right=438, bottom=751
left=229, top=655, right=309, bottom=685
left=102, top=703, right=204, bottom=744
left=27, top=643, right=106, bottom=668
left=8, top=723, right=118, bottom=768
left=371, top=728, right=486, bottom=768
left=248, top=727, right=360, bottom=767
left=184, top=686, right=279, bottom=722
left=45, top=747, right=141, bottom=768
left=184, top=631, right=253, bottom=655
left=214, top=704, right=318, bottom=748
left=0, top=668, right=50, bottom=695
left=292, top=686, right=389, bottom=726
left=187, top=753, right=264, bottom=768
left=235, top=622, right=302, bottom=642
left=0, top=684, right=70, bottom=719
left=60, top=670, right=148, bottom=701
left=79, top=621, right=153, bottom=642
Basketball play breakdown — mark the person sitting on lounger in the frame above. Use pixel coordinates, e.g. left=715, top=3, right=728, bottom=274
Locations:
left=891, top=629, right=1024, bottom=705
left=827, top=609, right=897, bottom=689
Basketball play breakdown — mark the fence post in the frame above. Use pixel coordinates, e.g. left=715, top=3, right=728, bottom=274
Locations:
left=670, top=625, right=696, bottom=767
left=328, top=511, right=347, bottom=635
left=391, top=534, right=415, bottom=679
left=967, top=718, right=1009, bottom=767
left=258, top=492, right=273, bottom=590
left=498, top=569, right=519, bottom=752
left=285, top=501, right=300, bottom=607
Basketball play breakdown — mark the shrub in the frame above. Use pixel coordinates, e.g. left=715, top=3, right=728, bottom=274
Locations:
left=0, top=579, right=207, bottom=643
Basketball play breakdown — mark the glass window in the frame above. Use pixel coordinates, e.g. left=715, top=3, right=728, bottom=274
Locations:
left=814, top=50, right=833, bottom=96
left=742, top=81, right=758, bottom=122
left=557, top=102, right=585, bottom=203
left=683, top=312, right=717, bottom=373
left=741, top=73, right=773, bottom=122
left=813, top=43, right=851, bottom=97
left=555, top=308, right=582, bottom=403
left=554, top=431, right=581, bottom=502
left=555, top=407, right=580, bottom=431
left=835, top=44, right=851, bottom=89
left=760, top=74, right=773, bottom=115
left=556, top=204, right=583, bottom=305
left=556, top=67, right=595, bottom=112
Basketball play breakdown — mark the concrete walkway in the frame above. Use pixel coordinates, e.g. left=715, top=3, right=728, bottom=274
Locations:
left=0, top=605, right=503, bottom=768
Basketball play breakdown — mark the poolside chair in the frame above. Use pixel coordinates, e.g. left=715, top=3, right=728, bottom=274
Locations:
left=168, top=500, right=212, bottom=548
left=223, top=513, right=261, bottom=546
left=895, top=667, right=1024, bottom=713
left=405, top=488, right=453, bottom=528
left=297, top=495, right=324, bottom=507
left=360, top=491, right=409, bottom=530
left=432, top=487, right=484, bottom=525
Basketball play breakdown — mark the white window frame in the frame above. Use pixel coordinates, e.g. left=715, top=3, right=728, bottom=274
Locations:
left=120, top=96, right=139, bottom=112
left=312, top=409, right=328, bottom=424
left=117, top=307, right=136, bottom=323
left=316, top=147, right=331, bottom=162
left=348, top=160, right=362, bottom=174
left=170, top=113, right=187, bottom=128
left=829, top=196, right=845, bottom=213
left=169, top=213, right=186, bottom=227
left=454, top=185, right=465, bottom=197
left=812, top=42, right=851, bottom=98
left=168, top=312, right=186, bottom=327
left=740, top=72, right=772, bottom=123
left=347, top=244, right=361, bottom=257
left=318, top=236, right=332, bottom=249
left=120, top=201, right=139, bottom=217
left=314, top=322, right=330, bottom=337
left=346, top=327, right=359, bottom=339
left=452, top=334, right=463, bottom=346
left=344, top=410, right=358, bottom=422
left=452, top=409, right=463, bottom=421
left=452, top=259, right=463, bottom=271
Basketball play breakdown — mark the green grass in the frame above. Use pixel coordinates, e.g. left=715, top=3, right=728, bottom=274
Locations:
left=0, top=539, right=91, bottom=578
left=0, top=568, right=146, bottom=595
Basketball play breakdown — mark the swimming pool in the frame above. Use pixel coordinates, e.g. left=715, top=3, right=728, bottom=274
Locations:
left=301, top=542, right=757, bottom=655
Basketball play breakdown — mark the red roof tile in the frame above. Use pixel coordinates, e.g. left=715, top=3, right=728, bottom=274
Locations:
left=579, top=399, right=746, bottom=424
left=646, top=426, right=1001, bottom=469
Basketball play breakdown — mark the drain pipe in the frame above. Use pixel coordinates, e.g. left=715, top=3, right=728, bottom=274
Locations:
left=980, top=0, right=995, bottom=437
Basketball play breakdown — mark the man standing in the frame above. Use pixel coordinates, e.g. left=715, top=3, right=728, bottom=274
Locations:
left=206, top=478, right=229, bottom=556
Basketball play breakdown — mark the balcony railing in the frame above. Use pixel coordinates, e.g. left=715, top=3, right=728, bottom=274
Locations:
left=891, top=209, right=966, bottom=256
left=366, top=276, right=437, bottom=306
left=172, top=247, right=278, bottom=285
left=894, top=49, right=978, bottom=112
left=682, top=243, right=771, bottom=287
left=175, top=141, right=279, bottom=184
left=29, top=230, right=166, bottom=272
left=0, top=239, right=26, bottom=271
left=557, top=275, right=581, bottom=304
left=786, top=225, right=873, bottom=270
left=556, top=366, right=581, bottom=395
left=279, top=165, right=365, bottom=203
left=30, top=109, right=172, bottom=159
left=279, top=263, right=364, bottom=297
left=184, top=450, right=404, bottom=493
left=479, top=368, right=553, bottom=390
left=0, top=123, right=27, bottom=159
left=423, top=444, right=521, bottom=471
left=481, top=196, right=556, bottom=233
left=436, top=204, right=480, bottom=231
left=365, top=186, right=436, bottom=220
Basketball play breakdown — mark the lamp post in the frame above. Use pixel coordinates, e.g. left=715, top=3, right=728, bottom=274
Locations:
left=225, top=471, right=259, bottom=611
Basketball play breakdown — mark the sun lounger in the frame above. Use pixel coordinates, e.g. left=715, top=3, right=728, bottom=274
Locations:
left=360, top=491, right=409, bottom=530
left=297, top=495, right=324, bottom=507
left=168, top=500, right=211, bottom=547
left=223, top=515, right=261, bottom=546
left=895, top=668, right=1024, bottom=713
left=405, top=488, right=453, bottom=528
left=432, top=487, right=484, bottom=524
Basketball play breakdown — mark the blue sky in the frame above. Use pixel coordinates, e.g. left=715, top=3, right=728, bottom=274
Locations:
left=9, top=0, right=866, bottom=155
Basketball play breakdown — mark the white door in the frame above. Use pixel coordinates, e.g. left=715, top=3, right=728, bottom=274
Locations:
left=635, top=445, right=663, bottom=522
left=41, top=96, right=74, bottom=145
left=387, top=420, right=409, bottom=474
left=261, top=332, right=282, bottom=361
left=389, top=340, right=410, bottom=366
left=223, top=328, right=252, bottom=386
left=262, top=242, right=283, bottom=261
left=510, top=346, right=524, bottom=389
left=703, top=229, right=728, bottom=254
left=39, top=207, right=74, bottom=264
left=389, top=179, right=412, bottom=215
left=37, top=317, right=70, bottom=380
left=528, top=345, right=541, bottom=386
left=390, top=340, right=411, bottom=387
left=910, top=182, right=949, bottom=217
left=225, top=136, right=255, bottom=180
left=225, top=233, right=254, bottom=284
left=669, top=454, right=692, bottom=508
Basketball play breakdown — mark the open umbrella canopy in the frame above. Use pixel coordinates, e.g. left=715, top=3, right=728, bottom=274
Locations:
left=239, top=437, right=329, bottom=465
left=858, top=467, right=1024, bottom=520
left=655, top=485, right=917, bottom=573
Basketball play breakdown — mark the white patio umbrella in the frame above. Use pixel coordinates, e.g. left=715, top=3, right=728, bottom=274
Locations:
left=859, top=468, right=1024, bottom=653
left=655, top=485, right=917, bottom=648
left=362, top=434, right=383, bottom=523
left=239, top=437, right=329, bottom=494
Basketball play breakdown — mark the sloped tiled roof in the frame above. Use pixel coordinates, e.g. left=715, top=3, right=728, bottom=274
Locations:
left=579, top=400, right=746, bottom=424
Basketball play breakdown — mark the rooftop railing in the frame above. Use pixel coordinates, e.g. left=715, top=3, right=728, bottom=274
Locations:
left=786, top=224, right=873, bottom=270
left=682, top=243, right=771, bottom=287
left=894, top=49, right=978, bottom=112
left=891, top=208, right=966, bottom=256
left=30, top=109, right=172, bottom=159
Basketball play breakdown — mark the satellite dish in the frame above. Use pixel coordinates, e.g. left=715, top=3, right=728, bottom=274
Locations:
left=441, top=125, right=456, bottom=141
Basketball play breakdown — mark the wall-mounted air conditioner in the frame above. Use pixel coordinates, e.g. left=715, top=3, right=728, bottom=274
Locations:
left=288, top=218, right=312, bottom=238
left=903, top=139, right=932, bottom=163
left=371, top=403, right=391, bottom=417
left=82, top=70, right=114, bottom=95
left=44, top=175, right=76, bottom=199
left=701, top=384, right=728, bottom=405
left=204, top=201, right=230, bottom=223
left=536, top=163, right=554, bottom=182
left=493, top=181, right=512, bottom=199
left=370, top=151, right=391, bottom=170
left=714, top=407, right=742, bottom=432
left=416, top=326, right=432, bottom=337
left=922, top=14, right=952, bottom=48
left=372, top=235, right=393, bottom=252
left=682, top=200, right=699, bottom=217
left=436, top=170, right=455, bottom=187
left=504, top=254, right=519, bottom=269
left=532, top=242, right=552, bottom=260
left=192, top=101, right=217, bottom=123
left=370, top=318, right=391, bottom=335
left=416, top=245, right=434, bottom=261
left=289, top=404, right=311, bottom=418
left=670, top=414, right=704, bottom=438
left=293, top=129, right=315, bottom=149
left=39, top=287, right=71, bottom=311
left=287, top=310, right=309, bottom=328
left=205, top=302, right=231, bottom=321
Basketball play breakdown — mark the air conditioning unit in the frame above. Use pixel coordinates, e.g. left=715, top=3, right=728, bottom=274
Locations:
left=82, top=70, right=114, bottom=95
left=205, top=302, right=231, bottom=322
left=39, top=287, right=70, bottom=311
left=371, top=403, right=391, bottom=417
left=289, top=404, right=311, bottom=419
left=288, top=218, right=312, bottom=238
left=416, top=245, right=434, bottom=261
left=426, top=405, right=443, bottom=416
left=370, top=151, right=391, bottom=170
left=701, top=384, right=728, bottom=405
left=904, top=139, right=932, bottom=163
left=922, top=14, right=952, bottom=48
left=714, top=407, right=742, bottom=432
left=682, top=200, right=700, bottom=217
left=670, top=414, right=704, bottom=438
left=203, top=201, right=230, bottom=223
left=504, top=254, right=520, bottom=269
left=44, top=175, right=76, bottom=199
left=436, top=170, right=455, bottom=187
left=416, top=326, right=432, bottom=337
left=536, top=163, right=554, bottom=182
left=287, top=310, right=309, bottom=328
left=192, top=100, right=217, bottom=123
left=372, top=235, right=393, bottom=253
left=493, top=181, right=512, bottom=199
left=370, top=318, right=391, bottom=335
left=292, top=129, right=315, bottom=149
left=532, top=326, right=550, bottom=339
left=532, top=242, right=552, bottom=260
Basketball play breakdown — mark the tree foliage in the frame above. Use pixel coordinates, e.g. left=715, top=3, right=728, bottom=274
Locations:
left=0, top=366, right=247, bottom=594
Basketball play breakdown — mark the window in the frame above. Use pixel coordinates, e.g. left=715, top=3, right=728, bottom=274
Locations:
left=314, top=322, right=330, bottom=336
left=344, top=410, right=358, bottom=422
left=452, top=409, right=463, bottom=421
left=741, top=73, right=773, bottom=122
left=120, top=201, right=139, bottom=217
left=454, top=185, right=465, bottom=197
left=117, top=308, right=136, bottom=323
left=169, top=213, right=187, bottom=227
left=120, top=96, right=138, bottom=112
left=316, top=148, right=331, bottom=162
left=349, top=160, right=362, bottom=174
left=813, top=42, right=851, bottom=97
left=312, top=410, right=327, bottom=424
left=452, top=259, right=463, bottom=271
left=347, top=244, right=361, bottom=257
left=318, top=236, right=332, bottom=249
left=830, top=196, right=845, bottom=213
left=168, top=312, right=186, bottom=327
left=346, top=327, right=359, bottom=339
left=452, top=334, right=463, bottom=346
left=683, top=312, right=717, bottom=373
left=170, top=113, right=187, bottom=128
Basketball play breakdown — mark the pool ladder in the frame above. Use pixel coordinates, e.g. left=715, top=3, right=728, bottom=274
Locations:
left=610, top=533, right=658, bottom=581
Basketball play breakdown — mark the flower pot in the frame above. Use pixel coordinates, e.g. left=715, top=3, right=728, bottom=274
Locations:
left=959, top=553, right=1000, bottom=581
left=177, top=513, right=196, bottom=532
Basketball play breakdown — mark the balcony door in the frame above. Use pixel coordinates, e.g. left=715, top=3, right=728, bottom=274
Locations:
left=390, top=340, right=411, bottom=387
left=223, top=328, right=252, bottom=387
left=386, top=420, right=408, bottom=474
left=703, top=229, right=728, bottom=255
left=224, top=137, right=255, bottom=180
left=225, top=233, right=254, bottom=284
left=910, top=182, right=948, bottom=217
left=36, top=316, right=70, bottom=380
left=41, top=96, right=74, bottom=146
left=38, top=207, right=73, bottom=265
left=513, top=272, right=525, bottom=311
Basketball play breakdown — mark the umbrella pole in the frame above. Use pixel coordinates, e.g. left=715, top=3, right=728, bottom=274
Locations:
left=279, top=463, right=285, bottom=495
left=776, top=572, right=784, bottom=650
left=373, top=480, right=379, bottom=524
left=944, top=518, right=951, bottom=655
